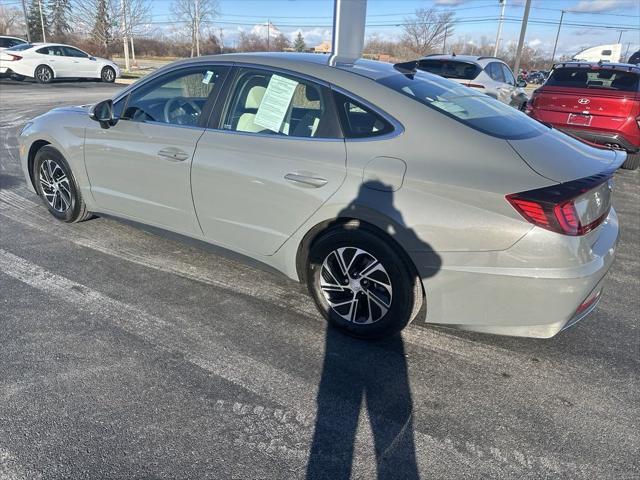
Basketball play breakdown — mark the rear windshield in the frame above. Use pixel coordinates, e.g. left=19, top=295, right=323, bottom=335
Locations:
left=6, top=43, right=33, bottom=51
left=417, top=60, right=481, bottom=80
left=377, top=72, right=546, bottom=139
left=546, top=67, right=639, bottom=92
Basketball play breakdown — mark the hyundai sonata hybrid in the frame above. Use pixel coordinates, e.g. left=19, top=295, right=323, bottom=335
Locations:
left=18, top=53, right=623, bottom=339
left=0, top=42, right=120, bottom=83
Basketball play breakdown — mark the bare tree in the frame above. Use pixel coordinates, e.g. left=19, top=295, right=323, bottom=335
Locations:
left=125, top=0, right=151, bottom=64
left=171, top=0, right=219, bottom=57
left=70, top=0, right=116, bottom=54
left=237, top=31, right=266, bottom=52
left=401, top=8, right=455, bottom=56
left=0, top=6, right=25, bottom=36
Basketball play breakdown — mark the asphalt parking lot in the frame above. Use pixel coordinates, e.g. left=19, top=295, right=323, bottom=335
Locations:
left=0, top=80, right=638, bottom=479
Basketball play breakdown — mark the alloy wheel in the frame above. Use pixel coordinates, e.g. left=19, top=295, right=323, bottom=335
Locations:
left=36, top=66, right=51, bottom=83
left=39, top=159, right=72, bottom=213
left=103, top=68, right=115, bottom=82
left=320, top=247, right=393, bottom=324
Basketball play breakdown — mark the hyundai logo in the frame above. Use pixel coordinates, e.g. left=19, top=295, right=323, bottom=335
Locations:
left=578, top=98, right=590, bottom=105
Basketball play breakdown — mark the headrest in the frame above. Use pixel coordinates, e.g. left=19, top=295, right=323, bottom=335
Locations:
left=245, top=85, right=266, bottom=109
left=305, top=85, right=320, bottom=102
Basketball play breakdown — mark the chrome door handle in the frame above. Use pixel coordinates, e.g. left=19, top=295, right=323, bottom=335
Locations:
left=158, top=148, right=189, bottom=162
left=285, top=173, right=328, bottom=188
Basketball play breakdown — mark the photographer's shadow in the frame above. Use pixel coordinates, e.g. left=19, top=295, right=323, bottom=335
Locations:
left=306, top=180, right=441, bottom=479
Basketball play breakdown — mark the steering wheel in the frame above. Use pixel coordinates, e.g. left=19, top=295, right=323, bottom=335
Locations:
left=163, top=96, right=202, bottom=125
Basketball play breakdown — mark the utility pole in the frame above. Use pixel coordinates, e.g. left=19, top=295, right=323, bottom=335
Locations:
left=493, top=0, right=506, bottom=57
left=617, top=30, right=624, bottom=43
left=121, top=0, right=130, bottom=72
left=443, top=25, right=448, bottom=54
left=513, top=0, right=532, bottom=78
left=195, top=0, right=200, bottom=56
left=37, top=0, right=46, bottom=42
left=551, top=10, right=564, bottom=64
left=20, top=0, right=31, bottom=42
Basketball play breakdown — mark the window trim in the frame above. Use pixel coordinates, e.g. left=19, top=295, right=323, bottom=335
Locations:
left=207, top=63, right=344, bottom=142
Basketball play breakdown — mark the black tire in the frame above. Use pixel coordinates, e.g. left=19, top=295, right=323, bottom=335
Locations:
left=621, top=153, right=639, bottom=170
left=34, top=65, right=54, bottom=84
left=34, top=146, right=91, bottom=223
left=101, top=66, right=116, bottom=83
left=306, top=223, right=422, bottom=340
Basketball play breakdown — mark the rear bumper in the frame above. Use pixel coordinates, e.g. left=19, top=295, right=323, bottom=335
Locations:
left=558, top=128, right=639, bottom=154
left=414, top=209, right=618, bottom=338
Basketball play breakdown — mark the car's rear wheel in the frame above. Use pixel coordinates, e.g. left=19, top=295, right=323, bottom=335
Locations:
left=34, top=146, right=91, bottom=223
left=101, top=66, right=116, bottom=83
left=34, top=65, right=53, bottom=84
left=306, top=223, right=422, bottom=340
left=621, top=153, right=639, bottom=170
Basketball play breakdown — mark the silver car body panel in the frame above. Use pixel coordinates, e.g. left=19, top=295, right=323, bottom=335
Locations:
left=18, top=52, right=620, bottom=338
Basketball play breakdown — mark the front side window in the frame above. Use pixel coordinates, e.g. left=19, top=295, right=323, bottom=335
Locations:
left=333, top=92, right=394, bottom=138
left=377, top=72, right=546, bottom=139
left=122, top=66, right=227, bottom=126
left=221, top=69, right=340, bottom=138
left=501, top=64, right=516, bottom=85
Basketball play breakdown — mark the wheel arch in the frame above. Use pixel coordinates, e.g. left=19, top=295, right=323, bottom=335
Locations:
left=27, top=139, right=51, bottom=190
left=294, top=207, right=425, bottom=289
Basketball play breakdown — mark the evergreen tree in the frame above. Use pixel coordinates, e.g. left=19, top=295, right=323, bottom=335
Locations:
left=27, top=0, right=49, bottom=42
left=48, top=0, right=71, bottom=41
left=92, top=0, right=112, bottom=53
left=293, top=31, right=306, bottom=52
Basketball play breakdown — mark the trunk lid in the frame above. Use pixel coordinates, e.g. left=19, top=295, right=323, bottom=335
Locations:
left=508, top=127, right=625, bottom=182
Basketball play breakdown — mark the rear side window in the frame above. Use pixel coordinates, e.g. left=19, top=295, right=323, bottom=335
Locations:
left=417, top=60, right=481, bottom=80
left=546, top=67, right=639, bottom=92
left=486, top=62, right=506, bottom=83
left=377, top=72, right=546, bottom=140
left=333, top=92, right=394, bottom=139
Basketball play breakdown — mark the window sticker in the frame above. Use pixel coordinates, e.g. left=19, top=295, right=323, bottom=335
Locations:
left=254, top=74, right=298, bottom=133
left=202, top=70, right=214, bottom=84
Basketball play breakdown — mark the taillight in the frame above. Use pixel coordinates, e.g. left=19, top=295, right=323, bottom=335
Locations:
left=7, top=54, right=22, bottom=61
left=506, top=173, right=614, bottom=236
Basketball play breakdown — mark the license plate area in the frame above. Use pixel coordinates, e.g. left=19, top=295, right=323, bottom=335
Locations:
left=567, top=113, right=592, bottom=126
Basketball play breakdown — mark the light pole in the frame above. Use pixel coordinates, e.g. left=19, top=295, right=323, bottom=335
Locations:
left=493, top=0, right=506, bottom=57
left=513, top=0, right=531, bottom=77
left=121, top=0, right=130, bottom=71
left=20, top=0, right=31, bottom=42
left=37, top=0, right=46, bottom=42
left=551, top=10, right=564, bottom=64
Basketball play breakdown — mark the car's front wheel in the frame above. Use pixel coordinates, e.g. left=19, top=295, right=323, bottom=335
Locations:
left=101, top=66, right=116, bottom=83
left=34, top=146, right=91, bottom=223
left=34, top=65, right=53, bottom=84
left=306, top=223, right=422, bottom=340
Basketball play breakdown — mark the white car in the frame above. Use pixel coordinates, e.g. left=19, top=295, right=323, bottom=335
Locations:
left=0, top=42, right=120, bottom=83
left=0, top=36, right=27, bottom=76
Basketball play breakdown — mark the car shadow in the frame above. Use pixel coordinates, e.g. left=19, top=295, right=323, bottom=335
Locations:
left=306, top=180, right=441, bottom=479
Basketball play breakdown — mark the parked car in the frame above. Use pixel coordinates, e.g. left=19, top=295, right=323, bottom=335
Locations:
left=19, top=53, right=623, bottom=339
left=629, top=51, right=640, bottom=65
left=414, top=54, right=529, bottom=110
left=0, top=36, right=27, bottom=77
left=526, top=71, right=548, bottom=84
left=527, top=62, right=640, bottom=170
left=0, top=42, right=120, bottom=83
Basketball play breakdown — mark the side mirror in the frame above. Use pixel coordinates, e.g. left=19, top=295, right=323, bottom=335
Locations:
left=89, top=99, right=117, bottom=129
left=517, top=80, right=527, bottom=88
left=89, top=56, right=96, bottom=61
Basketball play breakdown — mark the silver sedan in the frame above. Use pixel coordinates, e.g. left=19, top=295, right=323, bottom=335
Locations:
left=18, top=53, right=624, bottom=339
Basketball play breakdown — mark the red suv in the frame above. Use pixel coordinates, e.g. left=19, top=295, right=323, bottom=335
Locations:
left=527, top=62, right=640, bottom=170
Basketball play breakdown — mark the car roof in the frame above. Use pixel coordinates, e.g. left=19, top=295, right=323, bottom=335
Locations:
left=418, top=54, right=506, bottom=65
left=167, top=52, right=402, bottom=81
left=0, top=36, right=26, bottom=41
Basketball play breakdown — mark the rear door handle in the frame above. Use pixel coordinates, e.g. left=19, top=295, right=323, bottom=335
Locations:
left=285, top=173, right=328, bottom=188
left=158, top=148, right=189, bottom=162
